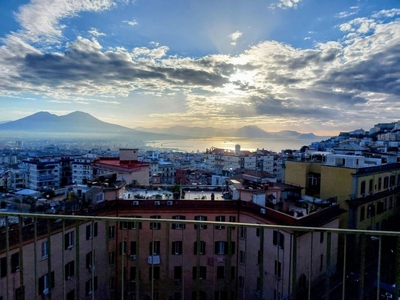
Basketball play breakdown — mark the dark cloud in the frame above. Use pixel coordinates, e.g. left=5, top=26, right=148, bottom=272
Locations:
left=223, top=96, right=336, bottom=119
left=288, top=48, right=340, bottom=70
left=17, top=48, right=230, bottom=91
left=317, top=44, right=400, bottom=95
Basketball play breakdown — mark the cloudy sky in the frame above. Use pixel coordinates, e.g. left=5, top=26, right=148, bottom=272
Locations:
left=0, top=0, right=399, bottom=135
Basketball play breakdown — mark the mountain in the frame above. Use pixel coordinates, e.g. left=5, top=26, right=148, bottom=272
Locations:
left=135, top=125, right=325, bottom=139
left=0, top=111, right=178, bottom=140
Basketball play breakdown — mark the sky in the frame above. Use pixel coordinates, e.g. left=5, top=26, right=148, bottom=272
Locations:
left=0, top=0, right=399, bottom=135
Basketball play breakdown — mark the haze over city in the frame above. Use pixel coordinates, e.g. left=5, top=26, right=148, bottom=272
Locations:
left=0, top=0, right=399, bottom=135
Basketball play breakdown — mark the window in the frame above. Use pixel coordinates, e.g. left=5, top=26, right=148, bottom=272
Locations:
left=65, top=261, right=75, bottom=280
left=214, top=241, right=235, bottom=255
left=41, top=240, right=49, bottom=259
left=240, top=227, right=246, bottom=239
left=194, top=216, right=207, bottom=229
left=38, top=272, right=55, bottom=296
left=274, top=260, right=281, bottom=277
left=15, top=287, right=22, bottom=300
left=240, top=250, right=245, bottom=263
left=86, top=222, right=98, bottom=240
left=85, top=277, right=98, bottom=296
left=109, top=252, right=116, bottom=265
left=273, top=231, right=284, bottom=249
left=109, top=277, right=115, bottom=290
left=11, top=252, right=19, bottom=273
left=130, top=241, right=137, bottom=255
left=217, top=266, right=224, bottom=279
left=360, top=206, right=365, bottom=221
left=191, top=291, right=207, bottom=300
left=1, top=257, right=7, bottom=278
left=174, top=266, right=182, bottom=280
left=172, top=241, right=183, bottom=255
left=120, top=242, right=127, bottom=255
left=172, top=215, right=186, bottom=229
left=194, top=241, right=206, bottom=255
left=131, top=216, right=142, bottom=229
left=149, top=266, right=160, bottom=280
left=150, top=215, right=161, bottom=230
left=231, top=266, right=235, bottom=279
left=257, top=250, right=262, bottom=265
left=390, top=196, right=393, bottom=209
left=239, top=276, right=245, bottom=288
left=377, top=201, right=384, bottom=214
left=64, top=231, right=74, bottom=250
left=130, top=267, right=137, bottom=281
left=86, top=251, right=94, bottom=269
left=320, top=232, right=324, bottom=243
left=369, top=179, right=373, bottom=193
left=214, top=291, right=228, bottom=300
left=229, top=216, right=236, bottom=229
left=108, top=225, right=115, bottom=239
left=384, top=176, right=389, bottom=189
left=367, top=204, right=375, bottom=218
left=66, top=290, right=75, bottom=300
left=215, top=216, right=225, bottom=229
left=149, top=241, right=161, bottom=255
left=378, top=177, right=382, bottom=190
left=192, top=266, right=207, bottom=280
left=256, top=227, right=260, bottom=237
left=360, top=181, right=366, bottom=195
left=173, top=292, right=182, bottom=300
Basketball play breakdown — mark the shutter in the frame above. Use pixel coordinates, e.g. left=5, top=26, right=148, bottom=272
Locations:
left=86, top=225, right=90, bottom=240
left=94, top=222, right=98, bottom=236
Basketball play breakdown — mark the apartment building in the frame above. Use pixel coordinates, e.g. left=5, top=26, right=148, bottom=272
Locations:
left=91, top=149, right=150, bottom=185
left=284, top=153, right=400, bottom=231
left=71, top=154, right=97, bottom=184
left=0, top=195, right=343, bottom=300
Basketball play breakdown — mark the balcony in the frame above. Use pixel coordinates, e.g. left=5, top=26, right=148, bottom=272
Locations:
left=0, top=211, right=399, bottom=300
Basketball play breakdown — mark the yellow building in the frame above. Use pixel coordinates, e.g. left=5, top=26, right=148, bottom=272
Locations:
left=285, top=153, right=400, bottom=231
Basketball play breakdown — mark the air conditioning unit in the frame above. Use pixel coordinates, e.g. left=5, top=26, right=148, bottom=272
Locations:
left=133, top=201, right=139, bottom=205
left=260, top=208, right=266, bottom=214
left=130, top=255, right=136, bottom=261
left=154, top=201, right=161, bottom=205
left=167, top=201, right=173, bottom=206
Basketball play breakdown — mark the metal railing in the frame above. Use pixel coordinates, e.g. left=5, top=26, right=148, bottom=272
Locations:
left=0, top=211, right=399, bottom=300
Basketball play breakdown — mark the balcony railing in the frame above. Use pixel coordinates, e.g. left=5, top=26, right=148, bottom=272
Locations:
left=0, top=211, right=399, bottom=300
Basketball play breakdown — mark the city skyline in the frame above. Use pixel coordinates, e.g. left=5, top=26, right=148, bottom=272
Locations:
left=0, top=0, right=399, bottom=135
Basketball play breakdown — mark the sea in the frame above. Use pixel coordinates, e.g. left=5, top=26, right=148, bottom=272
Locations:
left=145, top=137, right=323, bottom=153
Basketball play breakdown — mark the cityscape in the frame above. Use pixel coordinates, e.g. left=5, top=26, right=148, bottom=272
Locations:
left=1, top=119, right=400, bottom=299
left=1, top=0, right=400, bottom=300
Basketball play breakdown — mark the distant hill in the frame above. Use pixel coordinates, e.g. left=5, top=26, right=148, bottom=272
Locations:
left=136, top=125, right=325, bottom=139
left=0, top=111, right=326, bottom=141
left=0, top=111, right=178, bottom=140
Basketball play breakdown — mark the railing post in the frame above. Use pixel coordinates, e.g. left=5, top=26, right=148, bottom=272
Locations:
left=395, top=235, right=400, bottom=300
left=308, top=232, right=313, bottom=300
left=376, top=236, right=382, bottom=300
left=324, top=232, right=332, bottom=300
left=291, top=232, right=298, bottom=300
left=259, top=227, right=264, bottom=299
left=341, top=234, right=347, bottom=300
left=359, top=234, right=366, bottom=300
left=18, top=217, right=24, bottom=300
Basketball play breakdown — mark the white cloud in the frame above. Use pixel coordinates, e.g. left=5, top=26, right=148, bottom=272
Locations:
left=88, top=28, right=106, bottom=37
left=229, top=31, right=242, bottom=46
left=304, top=37, right=311, bottom=40
left=372, top=8, right=400, bottom=19
left=275, top=0, right=302, bottom=9
left=15, top=0, right=115, bottom=43
left=123, top=19, right=138, bottom=26
left=336, top=10, right=358, bottom=19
